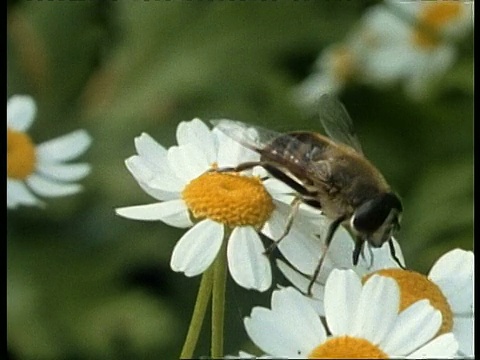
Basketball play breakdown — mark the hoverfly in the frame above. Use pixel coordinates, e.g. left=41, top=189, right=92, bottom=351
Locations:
left=211, top=94, right=404, bottom=294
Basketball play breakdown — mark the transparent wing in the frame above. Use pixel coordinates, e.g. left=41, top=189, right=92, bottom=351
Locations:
left=210, top=119, right=285, bottom=152
left=211, top=119, right=333, bottom=185
left=317, top=94, right=363, bottom=154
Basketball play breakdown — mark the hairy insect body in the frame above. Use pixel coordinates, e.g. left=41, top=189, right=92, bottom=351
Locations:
left=211, top=94, right=404, bottom=294
left=262, top=131, right=391, bottom=232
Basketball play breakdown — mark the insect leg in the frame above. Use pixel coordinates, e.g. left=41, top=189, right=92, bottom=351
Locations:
left=388, top=238, right=406, bottom=269
left=352, top=237, right=364, bottom=266
left=216, top=161, right=318, bottom=199
left=261, top=163, right=317, bottom=197
left=214, top=161, right=262, bottom=173
left=259, top=162, right=323, bottom=253
left=362, top=243, right=374, bottom=269
left=263, top=196, right=302, bottom=256
left=307, top=215, right=346, bottom=296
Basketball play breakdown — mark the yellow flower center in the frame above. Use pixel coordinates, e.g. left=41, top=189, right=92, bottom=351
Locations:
left=331, top=46, right=357, bottom=83
left=363, top=268, right=453, bottom=335
left=181, top=171, right=274, bottom=228
left=7, top=128, right=37, bottom=180
left=412, top=2, right=463, bottom=49
left=308, top=335, right=388, bottom=359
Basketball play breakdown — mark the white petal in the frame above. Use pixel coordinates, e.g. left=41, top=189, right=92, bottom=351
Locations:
left=227, top=351, right=260, bottom=359
left=176, top=118, right=217, bottom=164
left=36, top=130, right=92, bottom=162
left=276, top=259, right=325, bottom=315
left=324, top=269, right=362, bottom=336
left=245, top=308, right=301, bottom=358
left=213, top=127, right=259, bottom=167
left=229, top=351, right=281, bottom=359
left=26, top=174, right=82, bottom=197
left=404, top=46, right=456, bottom=100
left=406, top=333, right=459, bottom=359
left=362, top=46, right=412, bottom=85
left=231, top=351, right=255, bottom=359
left=126, top=155, right=186, bottom=194
left=428, top=249, right=474, bottom=315
left=7, top=95, right=36, bottom=131
left=271, top=287, right=326, bottom=350
left=350, top=275, right=399, bottom=344
left=7, top=194, right=19, bottom=209
left=134, top=181, right=178, bottom=202
left=7, top=178, right=43, bottom=208
left=452, top=315, right=474, bottom=357
left=131, top=140, right=172, bottom=176
left=362, top=4, right=413, bottom=42
left=384, top=238, right=405, bottom=268
left=277, top=226, right=323, bottom=277
left=244, top=288, right=325, bottom=358
left=211, top=119, right=263, bottom=163
left=356, top=238, right=406, bottom=272
left=316, top=226, right=357, bottom=277
left=115, top=200, right=192, bottom=227
left=263, top=178, right=297, bottom=196
left=227, top=227, right=271, bottom=292
left=149, top=172, right=186, bottom=193
left=251, top=165, right=269, bottom=179
left=260, top=203, right=289, bottom=240
left=125, top=156, right=180, bottom=200
left=167, top=144, right=210, bottom=182
left=261, top=201, right=321, bottom=241
left=170, top=219, right=224, bottom=276
left=36, top=163, right=91, bottom=182
left=134, top=133, right=167, bottom=163
left=262, top=204, right=324, bottom=277
left=381, top=299, right=442, bottom=355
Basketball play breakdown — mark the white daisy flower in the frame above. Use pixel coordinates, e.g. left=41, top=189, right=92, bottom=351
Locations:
left=244, top=270, right=459, bottom=359
left=359, top=0, right=473, bottom=99
left=283, top=244, right=474, bottom=357
left=7, top=95, right=92, bottom=209
left=292, top=42, right=359, bottom=111
left=115, top=118, right=317, bottom=292
left=369, top=248, right=474, bottom=358
left=294, top=1, right=473, bottom=107
left=429, top=249, right=474, bottom=357
left=291, top=27, right=371, bottom=114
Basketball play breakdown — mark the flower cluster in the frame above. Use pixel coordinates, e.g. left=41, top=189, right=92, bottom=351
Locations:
left=243, top=270, right=459, bottom=359
left=116, top=117, right=473, bottom=359
left=293, top=0, right=473, bottom=109
left=231, top=240, right=472, bottom=359
left=7, top=95, right=92, bottom=209
left=7, top=2, right=473, bottom=359
left=115, top=118, right=320, bottom=292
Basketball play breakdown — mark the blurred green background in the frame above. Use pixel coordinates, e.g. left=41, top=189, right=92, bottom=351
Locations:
left=7, top=1, right=473, bottom=359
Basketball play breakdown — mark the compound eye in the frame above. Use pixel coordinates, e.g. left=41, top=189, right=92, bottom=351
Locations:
left=352, top=193, right=402, bottom=233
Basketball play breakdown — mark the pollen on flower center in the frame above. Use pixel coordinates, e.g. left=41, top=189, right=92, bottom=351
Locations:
left=363, top=268, right=453, bottom=335
left=308, top=335, right=388, bottom=359
left=412, top=2, right=462, bottom=49
left=181, top=171, right=274, bottom=228
left=7, top=128, right=37, bottom=180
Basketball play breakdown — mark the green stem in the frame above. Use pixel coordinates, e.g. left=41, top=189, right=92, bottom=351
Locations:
left=211, top=239, right=228, bottom=359
left=179, top=267, right=214, bottom=359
